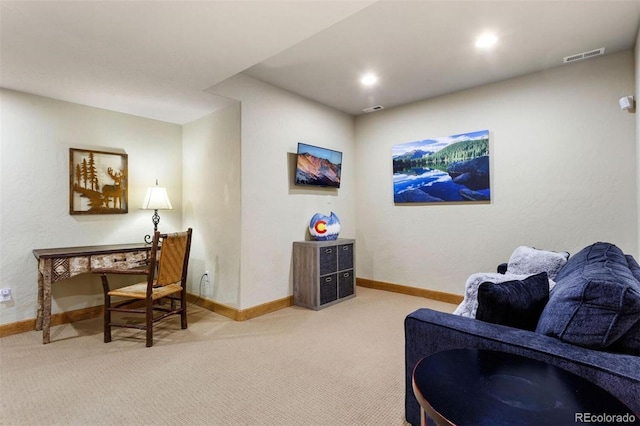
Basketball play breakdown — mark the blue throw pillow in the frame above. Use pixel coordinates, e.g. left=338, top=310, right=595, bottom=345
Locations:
left=625, top=255, right=640, bottom=282
left=611, top=321, right=640, bottom=355
left=476, top=272, right=549, bottom=331
left=536, top=243, right=640, bottom=351
left=609, top=255, right=640, bottom=355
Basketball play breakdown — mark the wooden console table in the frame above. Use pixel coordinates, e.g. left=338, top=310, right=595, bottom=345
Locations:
left=33, top=243, right=150, bottom=344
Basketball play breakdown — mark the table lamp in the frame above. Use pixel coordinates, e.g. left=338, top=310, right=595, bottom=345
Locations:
left=141, top=179, right=173, bottom=243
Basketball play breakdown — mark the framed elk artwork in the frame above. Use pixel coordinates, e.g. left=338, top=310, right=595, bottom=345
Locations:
left=69, top=148, right=128, bottom=215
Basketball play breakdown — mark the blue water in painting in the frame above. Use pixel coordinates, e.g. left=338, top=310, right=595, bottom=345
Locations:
left=393, top=168, right=490, bottom=202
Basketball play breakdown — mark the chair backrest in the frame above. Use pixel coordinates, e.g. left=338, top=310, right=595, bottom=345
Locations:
left=150, top=228, right=192, bottom=287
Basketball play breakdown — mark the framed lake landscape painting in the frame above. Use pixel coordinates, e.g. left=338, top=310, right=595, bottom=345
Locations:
left=392, top=129, right=490, bottom=203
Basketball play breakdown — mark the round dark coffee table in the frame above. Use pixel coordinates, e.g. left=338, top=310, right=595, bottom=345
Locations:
left=412, top=349, right=638, bottom=426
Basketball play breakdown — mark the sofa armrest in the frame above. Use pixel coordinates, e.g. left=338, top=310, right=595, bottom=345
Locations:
left=404, top=308, right=640, bottom=426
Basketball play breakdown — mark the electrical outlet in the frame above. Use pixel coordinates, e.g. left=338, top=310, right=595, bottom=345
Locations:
left=0, top=288, right=11, bottom=302
left=204, top=271, right=210, bottom=284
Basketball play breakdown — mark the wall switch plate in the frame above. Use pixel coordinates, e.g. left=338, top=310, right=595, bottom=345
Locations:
left=0, top=288, right=11, bottom=302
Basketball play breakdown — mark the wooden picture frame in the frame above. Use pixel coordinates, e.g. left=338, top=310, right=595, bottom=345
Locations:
left=69, top=148, right=128, bottom=215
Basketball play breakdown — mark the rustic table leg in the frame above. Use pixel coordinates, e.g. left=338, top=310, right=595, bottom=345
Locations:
left=35, top=260, right=45, bottom=331
left=41, top=259, right=52, bottom=344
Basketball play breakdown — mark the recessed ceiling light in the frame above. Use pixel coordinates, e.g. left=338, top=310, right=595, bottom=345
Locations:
left=475, top=33, right=498, bottom=49
left=360, top=73, right=378, bottom=86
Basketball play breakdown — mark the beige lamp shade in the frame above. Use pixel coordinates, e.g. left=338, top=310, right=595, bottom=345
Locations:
left=141, top=183, right=173, bottom=210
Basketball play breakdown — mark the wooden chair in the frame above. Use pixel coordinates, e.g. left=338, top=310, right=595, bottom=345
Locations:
left=96, top=228, right=192, bottom=347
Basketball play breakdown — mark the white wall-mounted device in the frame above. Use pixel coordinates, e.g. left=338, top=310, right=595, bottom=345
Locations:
left=619, top=96, right=634, bottom=111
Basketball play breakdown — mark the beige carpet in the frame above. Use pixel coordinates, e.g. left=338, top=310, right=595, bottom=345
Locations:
left=0, top=287, right=456, bottom=426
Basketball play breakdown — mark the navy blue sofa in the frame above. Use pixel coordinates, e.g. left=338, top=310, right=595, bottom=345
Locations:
left=404, top=243, right=640, bottom=426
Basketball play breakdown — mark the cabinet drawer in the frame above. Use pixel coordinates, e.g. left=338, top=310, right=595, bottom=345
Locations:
left=319, top=246, right=338, bottom=275
left=319, top=274, right=338, bottom=305
left=91, top=250, right=148, bottom=270
left=338, top=244, right=353, bottom=270
left=338, top=270, right=354, bottom=299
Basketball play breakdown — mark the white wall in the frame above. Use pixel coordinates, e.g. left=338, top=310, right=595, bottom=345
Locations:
left=0, top=75, right=355, bottom=322
left=354, top=51, right=637, bottom=295
left=636, top=29, right=640, bottom=254
left=2, top=47, right=637, bottom=325
left=182, top=103, right=242, bottom=307
left=0, top=89, right=182, bottom=324
left=208, top=74, right=356, bottom=309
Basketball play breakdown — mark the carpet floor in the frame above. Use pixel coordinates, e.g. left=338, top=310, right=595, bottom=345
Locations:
left=0, top=286, right=456, bottom=426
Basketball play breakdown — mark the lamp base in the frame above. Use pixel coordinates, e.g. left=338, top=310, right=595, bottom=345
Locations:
left=144, top=209, right=161, bottom=244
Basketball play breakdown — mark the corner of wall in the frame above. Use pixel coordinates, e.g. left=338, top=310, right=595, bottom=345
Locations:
left=635, top=28, right=640, bottom=256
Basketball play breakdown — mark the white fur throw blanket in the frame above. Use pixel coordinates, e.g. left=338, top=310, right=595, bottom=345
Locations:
left=505, top=246, right=569, bottom=280
left=453, top=246, right=568, bottom=318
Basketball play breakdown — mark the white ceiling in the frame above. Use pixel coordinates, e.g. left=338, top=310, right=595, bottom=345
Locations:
left=1, top=1, right=639, bottom=124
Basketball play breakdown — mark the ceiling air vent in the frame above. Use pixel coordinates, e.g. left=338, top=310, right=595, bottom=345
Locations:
left=563, top=47, right=605, bottom=64
left=363, top=105, right=384, bottom=113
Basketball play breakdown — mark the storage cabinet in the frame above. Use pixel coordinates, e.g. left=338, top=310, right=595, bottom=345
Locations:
left=293, top=239, right=356, bottom=310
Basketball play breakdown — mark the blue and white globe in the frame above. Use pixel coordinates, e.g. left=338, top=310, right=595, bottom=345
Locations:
left=309, top=212, right=341, bottom=241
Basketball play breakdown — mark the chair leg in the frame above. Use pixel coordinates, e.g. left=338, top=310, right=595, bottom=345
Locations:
left=181, top=290, right=188, bottom=329
left=101, top=274, right=112, bottom=343
left=104, top=293, right=112, bottom=343
left=146, top=297, right=153, bottom=347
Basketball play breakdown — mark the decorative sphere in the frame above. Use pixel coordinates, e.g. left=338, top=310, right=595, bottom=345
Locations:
left=309, top=212, right=341, bottom=241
